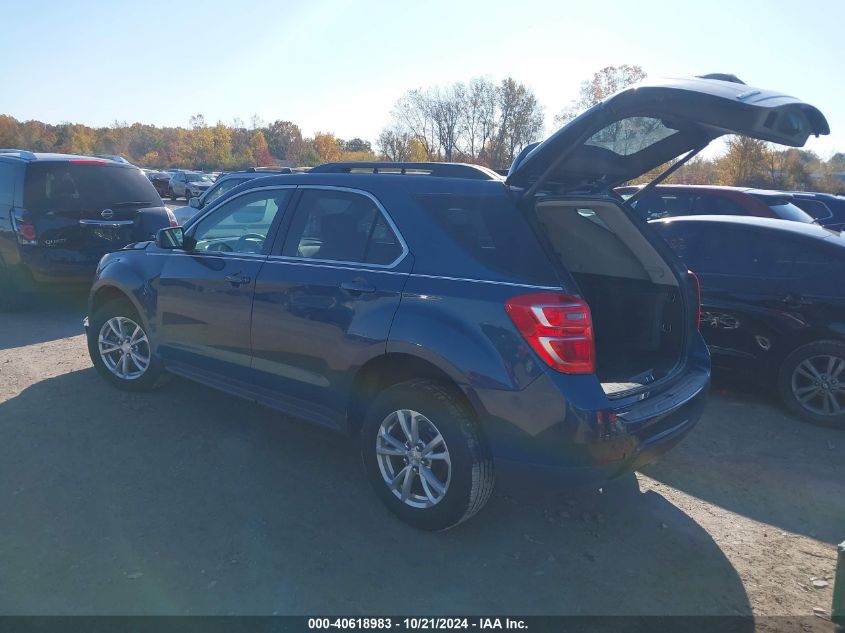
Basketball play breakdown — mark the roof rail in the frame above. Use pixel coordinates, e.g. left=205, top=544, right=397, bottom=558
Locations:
left=0, top=149, right=36, bottom=160
left=310, top=162, right=501, bottom=180
left=246, top=166, right=293, bottom=173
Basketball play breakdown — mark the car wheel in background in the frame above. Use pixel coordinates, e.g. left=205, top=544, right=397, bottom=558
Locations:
left=87, top=300, right=165, bottom=392
left=361, top=379, right=494, bottom=530
left=168, top=187, right=177, bottom=201
left=778, top=340, right=845, bottom=429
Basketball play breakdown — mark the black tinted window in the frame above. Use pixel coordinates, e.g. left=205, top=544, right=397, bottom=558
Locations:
left=691, top=194, right=746, bottom=215
left=0, top=161, right=16, bottom=208
left=282, top=190, right=403, bottom=265
left=790, top=245, right=845, bottom=296
left=694, top=226, right=795, bottom=278
left=415, top=193, right=556, bottom=282
left=24, top=163, right=160, bottom=212
left=651, top=222, right=701, bottom=263
left=631, top=191, right=693, bottom=219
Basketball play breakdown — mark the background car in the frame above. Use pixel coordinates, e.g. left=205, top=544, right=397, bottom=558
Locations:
left=170, top=167, right=298, bottom=225
left=651, top=215, right=845, bottom=428
left=0, top=150, right=177, bottom=309
left=789, top=191, right=845, bottom=228
left=617, top=184, right=815, bottom=223
left=168, top=171, right=214, bottom=200
left=146, top=169, right=173, bottom=197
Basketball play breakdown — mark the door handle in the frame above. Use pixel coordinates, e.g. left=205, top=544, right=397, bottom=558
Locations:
left=224, top=273, right=251, bottom=286
left=340, top=280, right=376, bottom=294
left=781, top=294, right=811, bottom=306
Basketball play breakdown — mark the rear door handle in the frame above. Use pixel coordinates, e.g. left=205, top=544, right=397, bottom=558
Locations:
left=224, top=273, right=251, bottom=286
left=340, top=280, right=376, bottom=294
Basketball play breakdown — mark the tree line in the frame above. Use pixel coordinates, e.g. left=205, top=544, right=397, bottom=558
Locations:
left=0, top=65, right=842, bottom=192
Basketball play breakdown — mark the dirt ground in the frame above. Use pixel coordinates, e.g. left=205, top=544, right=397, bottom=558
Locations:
left=0, top=292, right=842, bottom=620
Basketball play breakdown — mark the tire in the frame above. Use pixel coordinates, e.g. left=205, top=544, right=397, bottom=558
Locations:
left=361, top=379, right=494, bottom=530
left=778, top=340, right=845, bottom=429
left=87, top=299, right=164, bottom=392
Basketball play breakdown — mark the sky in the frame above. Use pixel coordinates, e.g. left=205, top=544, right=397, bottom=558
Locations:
left=1, top=0, right=843, bottom=158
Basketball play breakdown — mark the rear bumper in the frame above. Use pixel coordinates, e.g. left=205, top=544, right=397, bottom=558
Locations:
left=18, top=249, right=100, bottom=285
left=477, top=339, right=711, bottom=491
left=494, top=376, right=706, bottom=489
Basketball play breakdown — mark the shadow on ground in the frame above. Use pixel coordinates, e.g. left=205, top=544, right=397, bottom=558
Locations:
left=642, top=372, right=844, bottom=545
left=0, top=369, right=750, bottom=616
left=0, top=290, right=88, bottom=350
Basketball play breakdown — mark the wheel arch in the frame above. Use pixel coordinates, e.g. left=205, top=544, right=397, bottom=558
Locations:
left=346, top=352, right=486, bottom=434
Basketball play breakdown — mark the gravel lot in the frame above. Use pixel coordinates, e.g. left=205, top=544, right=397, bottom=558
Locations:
left=0, top=291, right=842, bottom=618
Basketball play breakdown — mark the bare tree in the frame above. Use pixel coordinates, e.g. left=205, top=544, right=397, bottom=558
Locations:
left=460, top=77, right=498, bottom=162
left=377, top=127, right=413, bottom=161
left=491, top=78, right=545, bottom=168
left=392, top=90, right=438, bottom=159
left=555, top=65, right=647, bottom=125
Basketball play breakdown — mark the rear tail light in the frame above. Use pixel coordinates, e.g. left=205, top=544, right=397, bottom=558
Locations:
left=11, top=209, right=37, bottom=245
left=689, top=271, right=701, bottom=329
left=505, top=292, right=595, bottom=374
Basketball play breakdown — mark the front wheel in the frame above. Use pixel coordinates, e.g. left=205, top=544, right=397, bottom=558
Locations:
left=778, top=341, right=845, bottom=429
left=87, top=300, right=164, bottom=391
left=361, top=380, right=494, bottom=530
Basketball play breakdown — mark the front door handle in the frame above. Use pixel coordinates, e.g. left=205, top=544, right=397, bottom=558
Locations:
left=224, top=273, right=251, bottom=286
left=341, top=280, right=376, bottom=294
left=781, top=294, right=811, bottom=306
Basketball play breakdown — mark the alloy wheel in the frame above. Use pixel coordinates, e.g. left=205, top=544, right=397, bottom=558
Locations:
left=791, top=354, right=845, bottom=416
left=376, top=409, right=451, bottom=509
left=97, top=316, right=150, bottom=380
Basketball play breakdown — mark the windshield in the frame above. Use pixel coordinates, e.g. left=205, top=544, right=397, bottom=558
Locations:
left=186, top=173, right=212, bottom=183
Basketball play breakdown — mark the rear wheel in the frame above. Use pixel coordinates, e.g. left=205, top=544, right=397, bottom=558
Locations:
left=87, top=300, right=164, bottom=391
left=778, top=341, right=845, bottom=429
left=361, top=379, right=494, bottom=530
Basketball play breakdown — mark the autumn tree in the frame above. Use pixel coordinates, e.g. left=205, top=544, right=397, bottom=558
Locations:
left=717, top=136, right=768, bottom=186
left=312, top=132, right=343, bottom=163
left=554, top=64, right=647, bottom=125
left=249, top=130, right=272, bottom=166
left=265, top=120, right=302, bottom=160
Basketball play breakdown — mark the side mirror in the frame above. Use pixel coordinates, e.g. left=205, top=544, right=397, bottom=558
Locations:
left=155, top=226, right=185, bottom=249
left=189, top=197, right=201, bottom=209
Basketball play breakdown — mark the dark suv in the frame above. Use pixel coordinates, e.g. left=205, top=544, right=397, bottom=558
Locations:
left=84, top=76, right=827, bottom=529
left=0, top=151, right=176, bottom=309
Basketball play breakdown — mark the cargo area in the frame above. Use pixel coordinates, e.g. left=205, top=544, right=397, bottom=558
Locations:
left=534, top=199, right=686, bottom=396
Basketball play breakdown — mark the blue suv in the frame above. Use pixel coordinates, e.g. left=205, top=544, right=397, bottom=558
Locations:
left=84, top=76, right=828, bottom=529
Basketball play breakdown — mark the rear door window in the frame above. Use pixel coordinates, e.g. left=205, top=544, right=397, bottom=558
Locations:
left=0, top=162, right=16, bottom=209
left=789, top=245, right=845, bottom=296
left=24, top=163, right=160, bottom=213
left=415, top=193, right=556, bottom=282
left=281, top=189, right=404, bottom=266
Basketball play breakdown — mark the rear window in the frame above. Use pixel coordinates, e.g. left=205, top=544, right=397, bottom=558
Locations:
left=750, top=194, right=814, bottom=223
left=415, top=193, right=556, bottom=283
left=24, top=162, right=161, bottom=212
left=585, top=117, right=678, bottom=156
left=792, top=198, right=833, bottom=221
